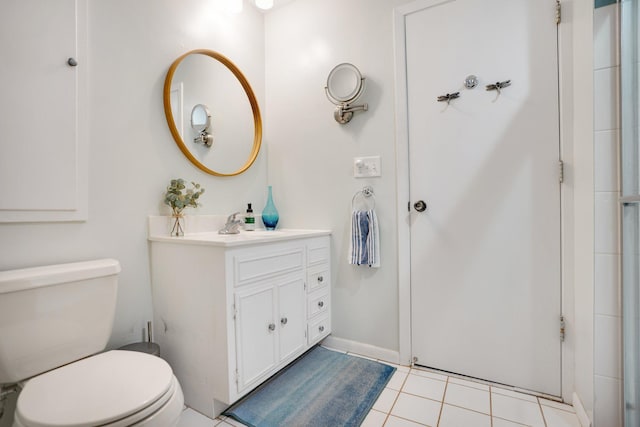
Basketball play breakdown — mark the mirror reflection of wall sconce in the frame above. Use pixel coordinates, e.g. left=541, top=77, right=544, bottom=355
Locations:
left=325, top=63, right=368, bottom=124
left=191, top=104, right=213, bottom=147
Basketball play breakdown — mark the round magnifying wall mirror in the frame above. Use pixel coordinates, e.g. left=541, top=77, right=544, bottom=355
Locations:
left=325, top=63, right=364, bottom=104
left=191, top=104, right=211, bottom=133
left=163, top=49, right=262, bottom=177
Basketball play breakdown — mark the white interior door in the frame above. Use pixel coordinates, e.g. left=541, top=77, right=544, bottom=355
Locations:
left=406, top=0, right=562, bottom=395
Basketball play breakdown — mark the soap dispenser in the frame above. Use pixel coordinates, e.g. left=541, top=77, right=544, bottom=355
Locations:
left=245, top=203, right=255, bottom=231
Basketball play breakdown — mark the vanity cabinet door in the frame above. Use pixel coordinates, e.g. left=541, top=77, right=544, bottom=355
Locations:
left=277, top=275, right=306, bottom=362
left=235, top=284, right=277, bottom=392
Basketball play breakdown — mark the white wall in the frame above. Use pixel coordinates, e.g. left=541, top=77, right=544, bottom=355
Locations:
left=570, top=0, right=597, bottom=421
left=0, top=0, right=267, bottom=349
left=264, top=0, right=417, bottom=353
left=593, top=3, right=623, bottom=426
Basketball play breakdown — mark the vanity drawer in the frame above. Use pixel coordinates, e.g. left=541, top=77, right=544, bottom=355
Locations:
left=307, top=289, right=330, bottom=319
left=308, top=314, right=331, bottom=344
left=307, top=266, right=329, bottom=293
left=233, top=246, right=304, bottom=286
left=307, top=237, right=330, bottom=267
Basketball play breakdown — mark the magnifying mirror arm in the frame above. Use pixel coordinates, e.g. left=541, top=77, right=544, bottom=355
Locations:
left=194, top=131, right=214, bottom=147
left=334, top=102, right=368, bottom=124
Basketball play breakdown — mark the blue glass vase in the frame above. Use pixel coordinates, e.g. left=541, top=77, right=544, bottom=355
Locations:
left=261, top=186, right=279, bottom=230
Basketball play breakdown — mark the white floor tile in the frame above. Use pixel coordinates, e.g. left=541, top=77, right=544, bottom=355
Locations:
left=384, top=415, right=427, bottom=427
left=492, top=417, right=529, bottom=427
left=361, top=409, right=388, bottom=427
left=390, top=393, right=442, bottom=426
left=402, top=373, right=446, bottom=401
left=387, top=370, right=409, bottom=390
left=444, top=383, right=490, bottom=415
left=541, top=405, right=582, bottom=427
left=374, top=388, right=400, bottom=413
left=492, top=393, right=545, bottom=427
left=218, top=417, right=246, bottom=427
left=438, top=404, right=491, bottom=427
left=447, top=376, right=490, bottom=391
left=177, top=408, right=219, bottom=427
left=491, top=386, right=538, bottom=403
left=410, top=367, right=448, bottom=382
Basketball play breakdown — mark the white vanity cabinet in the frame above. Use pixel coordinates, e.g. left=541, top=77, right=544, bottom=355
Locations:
left=149, top=230, right=331, bottom=419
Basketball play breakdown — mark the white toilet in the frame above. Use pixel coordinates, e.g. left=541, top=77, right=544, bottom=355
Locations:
left=0, top=259, right=184, bottom=427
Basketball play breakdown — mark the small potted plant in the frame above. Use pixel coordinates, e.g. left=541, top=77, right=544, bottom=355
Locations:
left=164, top=179, right=205, bottom=236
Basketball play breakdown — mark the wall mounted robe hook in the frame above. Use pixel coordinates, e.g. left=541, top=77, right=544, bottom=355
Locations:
left=436, top=92, right=460, bottom=105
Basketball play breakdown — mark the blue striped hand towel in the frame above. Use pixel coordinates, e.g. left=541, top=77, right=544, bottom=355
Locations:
left=349, top=209, right=380, bottom=267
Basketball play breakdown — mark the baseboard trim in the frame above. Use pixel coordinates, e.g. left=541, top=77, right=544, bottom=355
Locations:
left=321, top=336, right=401, bottom=365
left=572, top=392, right=592, bottom=427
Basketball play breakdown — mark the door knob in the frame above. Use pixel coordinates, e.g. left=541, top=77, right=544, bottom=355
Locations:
left=268, top=323, right=276, bottom=331
left=413, top=200, right=427, bottom=212
left=280, top=317, right=288, bottom=325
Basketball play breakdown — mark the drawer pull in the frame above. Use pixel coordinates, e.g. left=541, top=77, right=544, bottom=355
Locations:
left=317, top=276, right=324, bottom=283
left=281, top=317, right=288, bottom=325
left=318, top=301, right=324, bottom=308
left=319, top=325, right=325, bottom=332
left=268, top=323, right=276, bottom=332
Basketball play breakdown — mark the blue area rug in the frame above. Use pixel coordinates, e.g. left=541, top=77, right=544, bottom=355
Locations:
left=223, top=346, right=396, bottom=427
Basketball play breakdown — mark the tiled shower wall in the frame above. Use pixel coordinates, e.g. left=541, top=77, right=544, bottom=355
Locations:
left=593, top=2, right=622, bottom=426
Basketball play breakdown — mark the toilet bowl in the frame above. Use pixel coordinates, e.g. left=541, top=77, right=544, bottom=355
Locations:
left=12, top=351, right=184, bottom=427
left=0, top=259, right=185, bottom=427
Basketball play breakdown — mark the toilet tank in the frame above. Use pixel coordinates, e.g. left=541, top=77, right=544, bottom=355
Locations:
left=0, top=259, right=120, bottom=384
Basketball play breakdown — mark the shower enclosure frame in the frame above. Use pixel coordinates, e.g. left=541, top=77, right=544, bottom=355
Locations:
left=620, top=0, right=640, bottom=425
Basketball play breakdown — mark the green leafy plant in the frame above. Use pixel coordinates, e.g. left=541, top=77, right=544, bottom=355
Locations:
left=164, top=179, right=205, bottom=216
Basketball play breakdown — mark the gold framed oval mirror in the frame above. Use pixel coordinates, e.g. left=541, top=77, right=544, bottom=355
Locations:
left=163, top=49, right=262, bottom=176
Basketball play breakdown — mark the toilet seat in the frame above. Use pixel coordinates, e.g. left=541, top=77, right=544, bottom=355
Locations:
left=14, top=350, right=181, bottom=427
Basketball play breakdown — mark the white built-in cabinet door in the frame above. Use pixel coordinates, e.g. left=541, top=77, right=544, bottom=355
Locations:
left=277, top=275, right=306, bottom=361
left=234, top=273, right=306, bottom=393
left=0, top=0, right=87, bottom=222
left=235, top=283, right=278, bottom=391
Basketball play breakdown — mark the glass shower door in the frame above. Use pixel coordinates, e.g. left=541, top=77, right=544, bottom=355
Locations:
left=621, top=0, right=640, bottom=425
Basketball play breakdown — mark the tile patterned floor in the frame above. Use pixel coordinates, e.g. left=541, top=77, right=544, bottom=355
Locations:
left=177, top=351, right=582, bottom=427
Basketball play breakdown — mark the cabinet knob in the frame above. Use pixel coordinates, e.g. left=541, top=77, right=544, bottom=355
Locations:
left=280, top=317, right=288, bottom=325
left=317, top=276, right=324, bottom=283
left=319, top=325, right=325, bottom=332
left=268, top=323, right=276, bottom=331
left=318, top=301, right=324, bottom=308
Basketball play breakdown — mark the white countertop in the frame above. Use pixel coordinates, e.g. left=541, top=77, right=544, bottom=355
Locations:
left=148, top=228, right=331, bottom=247
left=148, top=215, right=330, bottom=247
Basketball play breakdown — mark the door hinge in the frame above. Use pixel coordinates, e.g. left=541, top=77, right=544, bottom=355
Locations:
left=559, top=160, right=564, bottom=183
left=560, top=315, right=566, bottom=342
left=556, top=0, right=561, bottom=25
left=235, top=369, right=239, bottom=385
left=233, top=304, right=238, bottom=320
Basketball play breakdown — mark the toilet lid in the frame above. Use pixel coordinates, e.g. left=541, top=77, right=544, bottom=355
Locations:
left=16, top=350, right=174, bottom=427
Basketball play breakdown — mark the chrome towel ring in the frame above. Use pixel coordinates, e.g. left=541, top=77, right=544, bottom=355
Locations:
left=352, top=186, right=375, bottom=210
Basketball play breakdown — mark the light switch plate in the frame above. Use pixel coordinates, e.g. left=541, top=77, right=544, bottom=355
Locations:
left=353, top=156, right=381, bottom=178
